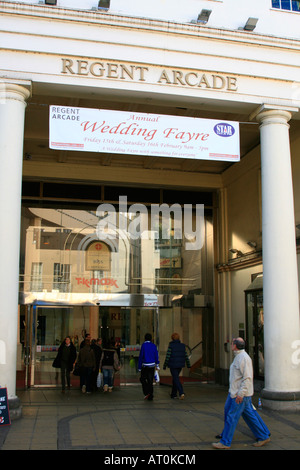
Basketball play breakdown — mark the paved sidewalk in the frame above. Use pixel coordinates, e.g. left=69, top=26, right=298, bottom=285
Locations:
left=1, top=383, right=300, bottom=452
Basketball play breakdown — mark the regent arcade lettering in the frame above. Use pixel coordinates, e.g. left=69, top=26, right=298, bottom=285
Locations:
left=61, top=58, right=238, bottom=91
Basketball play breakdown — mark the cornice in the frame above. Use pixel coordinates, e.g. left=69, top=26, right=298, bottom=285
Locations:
left=1, top=1, right=300, bottom=51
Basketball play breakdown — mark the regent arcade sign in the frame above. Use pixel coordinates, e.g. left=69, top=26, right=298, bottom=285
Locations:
left=61, top=58, right=238, bottom=92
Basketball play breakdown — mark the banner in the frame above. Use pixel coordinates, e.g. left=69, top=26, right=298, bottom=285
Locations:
left=49, top=106, right=240, bottom=162
left=0, top=388, right=11, bottom=426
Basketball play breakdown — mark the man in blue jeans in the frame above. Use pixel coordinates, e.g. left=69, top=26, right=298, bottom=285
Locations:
left=212, top=337, right=270, bottom=449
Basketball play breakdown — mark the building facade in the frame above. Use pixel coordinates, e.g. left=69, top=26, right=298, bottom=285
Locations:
left=0, top=0, right=300, bottom=417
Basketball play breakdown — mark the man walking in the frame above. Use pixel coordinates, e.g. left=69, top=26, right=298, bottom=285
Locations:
left=138, top=333, right=159, bottom=401
left=212, top=337, right=270, bottom=449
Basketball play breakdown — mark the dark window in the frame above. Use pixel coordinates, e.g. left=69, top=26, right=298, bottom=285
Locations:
left=98, top=0, right=110, bottom=10
left=272, top=0, right=300, bottom=10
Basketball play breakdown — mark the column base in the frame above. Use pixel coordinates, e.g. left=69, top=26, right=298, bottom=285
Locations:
left=8, top=396, right=22, bottom=420
left=261, top=389, right=300, bottom=411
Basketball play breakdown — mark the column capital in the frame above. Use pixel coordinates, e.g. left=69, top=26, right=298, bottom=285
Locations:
left=0, top=80, right=31, bottom=103
left=249, top=104, right=299, bottom=124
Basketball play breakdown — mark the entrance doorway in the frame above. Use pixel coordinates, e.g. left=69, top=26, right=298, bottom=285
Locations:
left=245, top=274, right=264, bottom=379
left=18, top=302, right=212, bottom=388
left=18, top=304, right=158, bottom=388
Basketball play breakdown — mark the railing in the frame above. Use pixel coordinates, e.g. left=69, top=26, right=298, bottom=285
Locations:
left=187, top=340, right=215, bottom=383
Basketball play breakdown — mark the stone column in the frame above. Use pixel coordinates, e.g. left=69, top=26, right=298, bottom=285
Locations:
left=0, top=82, right=31, bottom=419
left=254, top=105, right=300, bottom=410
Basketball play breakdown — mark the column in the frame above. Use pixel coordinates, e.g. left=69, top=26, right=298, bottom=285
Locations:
left=255, top=105, right=300, bottom=410
left=0, top=82, right=31, bottom=418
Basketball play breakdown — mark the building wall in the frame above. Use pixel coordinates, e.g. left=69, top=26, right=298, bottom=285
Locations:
left=3, top=0, right=300, bottom=38
left=1, top=0, right=300, bottom=396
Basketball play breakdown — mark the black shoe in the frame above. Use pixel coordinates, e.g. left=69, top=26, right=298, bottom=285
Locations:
left=215, top=434, right=222, bottom=439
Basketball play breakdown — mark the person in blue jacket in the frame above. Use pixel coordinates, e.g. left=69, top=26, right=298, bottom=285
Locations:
left=163, top=332, right=191, bottom=400
left=138, top=333, right=159, bottom=401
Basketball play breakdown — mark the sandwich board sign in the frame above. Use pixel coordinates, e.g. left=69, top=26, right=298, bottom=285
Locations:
left=0, top=388, right=11, bottom=426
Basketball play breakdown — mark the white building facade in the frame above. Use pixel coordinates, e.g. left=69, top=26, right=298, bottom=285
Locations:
left=0, top=0, right=300, bottom=417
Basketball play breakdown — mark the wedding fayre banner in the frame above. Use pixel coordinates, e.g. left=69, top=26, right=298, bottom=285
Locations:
left=49, top=106, right=240, bottom=162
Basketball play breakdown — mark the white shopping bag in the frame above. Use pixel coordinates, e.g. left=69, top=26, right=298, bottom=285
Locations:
left=97, top=371, right=103, bottom=388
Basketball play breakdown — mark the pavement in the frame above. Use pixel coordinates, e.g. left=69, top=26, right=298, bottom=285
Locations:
left=1, top=383, right=300, bottom=454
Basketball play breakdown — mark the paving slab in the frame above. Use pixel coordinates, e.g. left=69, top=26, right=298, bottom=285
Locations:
left=0, top=384, right=300, bottom=455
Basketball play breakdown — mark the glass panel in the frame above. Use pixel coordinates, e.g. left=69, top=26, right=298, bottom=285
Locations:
left=20, top=205, right=211, bottom=300
left=19, top=199, right=214, bottom=386
left=256, top=293, right=264, bottom=377
left=33, top=307, right=78, bottom=386
left=246, top=293, right=255, bottom=364
left=281, top=0, right=291, bottom=9
left=245, top=290, right=264, bottom=379
left=272, top=0, right=280, bottom=8
left=118, top=308, right=155, bottom=385
left=292, top=0, right=300, bottom=10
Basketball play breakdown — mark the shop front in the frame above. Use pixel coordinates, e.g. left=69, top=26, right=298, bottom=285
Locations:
left=18, top=195, right=215, bottom=388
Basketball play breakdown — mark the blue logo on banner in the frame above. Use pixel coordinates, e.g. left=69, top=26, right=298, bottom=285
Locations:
left=214, top=123, right=235, bottom=137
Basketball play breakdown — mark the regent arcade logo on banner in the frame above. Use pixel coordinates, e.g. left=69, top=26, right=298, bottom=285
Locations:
left=49, top=106, right=240, bottom=162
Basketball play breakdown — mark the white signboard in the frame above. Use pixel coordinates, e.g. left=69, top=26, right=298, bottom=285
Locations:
left=49, top=106, right=240, bottom=162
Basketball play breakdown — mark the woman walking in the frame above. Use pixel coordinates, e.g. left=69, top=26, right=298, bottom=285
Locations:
left=163, top=333, right=191, bottom=400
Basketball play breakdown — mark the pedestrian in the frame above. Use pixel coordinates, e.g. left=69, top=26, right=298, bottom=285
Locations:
left=212, top=337, right=271, bottom=449
left=138, top=333, right=159, bottom=401
left=100, top=341, right=120, bottom=392
left=80, top=332, right=91, bottom=349
left=91, top=338, right=102, bottom=391
left=76, top=338, right=96, bottom=394
left=163, top=332, right=191, bottom=400
left=52, top=336, right=77, bottom=393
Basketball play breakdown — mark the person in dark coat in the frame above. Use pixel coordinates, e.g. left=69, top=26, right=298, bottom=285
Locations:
left=163, top=333, right=191, bottom=400
left=91, top=338, right=102, bottom=391
left=53, top=336, right=77, bottom=393
left=77, top=339, right=96, bottom=393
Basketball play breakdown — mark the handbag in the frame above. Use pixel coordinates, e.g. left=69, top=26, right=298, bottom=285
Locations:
left=52, top=356, right=60, bottom=368
left=73, top=363, right=83, bottom=376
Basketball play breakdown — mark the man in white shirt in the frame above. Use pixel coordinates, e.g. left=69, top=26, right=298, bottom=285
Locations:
left=212, top=337, right=270, bottom=449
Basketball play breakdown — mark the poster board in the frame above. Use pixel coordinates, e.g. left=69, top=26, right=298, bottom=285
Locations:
left=0, top=388, right=11, bottom=426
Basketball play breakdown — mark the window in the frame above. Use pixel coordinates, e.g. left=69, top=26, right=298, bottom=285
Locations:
left=272, top=0, right=300, bottom=11
left=98, top=0, right=110, bottom=10
left=53, top=263, right=71, bottom=292
left=31, top=262, right=43, bottom=292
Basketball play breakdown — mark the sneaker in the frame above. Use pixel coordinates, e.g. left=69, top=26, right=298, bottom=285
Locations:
left=103, top=385, right=108, bottom=392
left=179, top=394, right=185, bottom=400
left=252, top=438, right=270, bottom=447
left=81, top=385, right=86, bottom=393
left=144, top=394, right=150, bottom=400
left=108, top=387, right=113, bottom=392
left=212, top=442, right=230, bottom=450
